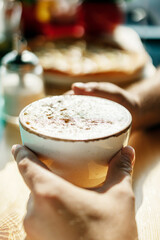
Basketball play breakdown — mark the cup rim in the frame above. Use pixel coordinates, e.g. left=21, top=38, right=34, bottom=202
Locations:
left=19, top=95, right=132, bottom=142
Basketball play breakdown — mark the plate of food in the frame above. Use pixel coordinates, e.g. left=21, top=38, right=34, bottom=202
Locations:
left=29, top=26, right=155, bottom=87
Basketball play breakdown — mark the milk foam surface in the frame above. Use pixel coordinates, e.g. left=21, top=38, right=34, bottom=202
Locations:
left=20, top=95, right=132, bottom=141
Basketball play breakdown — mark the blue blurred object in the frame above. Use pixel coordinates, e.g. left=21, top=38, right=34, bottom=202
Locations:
left=125, top=0, right=160, bottom=67
left=0, top=96, right=5, bottom=139
left=142, top=39, right=160, bottom=67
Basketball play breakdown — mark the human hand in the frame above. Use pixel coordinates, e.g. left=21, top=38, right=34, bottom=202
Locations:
left=72, top=70, right=160, bottom=130
left=12, top=144, right=137, bottom=240
left=72, top=82, right=140, bottom=130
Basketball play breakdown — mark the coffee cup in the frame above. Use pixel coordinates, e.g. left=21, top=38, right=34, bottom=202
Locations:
left=19, top=95, right=132, bottom=188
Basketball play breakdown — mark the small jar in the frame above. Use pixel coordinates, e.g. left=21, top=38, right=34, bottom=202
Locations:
left=1, top=37, right=45, bottom=124
left=0, top=0, right=22, bottom=57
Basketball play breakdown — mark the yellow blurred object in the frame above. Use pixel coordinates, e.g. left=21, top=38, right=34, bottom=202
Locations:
left=36, top=0, right=57, bottom=23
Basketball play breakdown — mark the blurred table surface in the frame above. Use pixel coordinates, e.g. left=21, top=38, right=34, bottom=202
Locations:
left=0, top=85, right=160, bottom=240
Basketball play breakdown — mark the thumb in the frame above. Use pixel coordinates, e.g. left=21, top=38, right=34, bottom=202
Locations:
left=98, top=146, right=135, bottom=193
left=11, top=145, right=84, bottom=199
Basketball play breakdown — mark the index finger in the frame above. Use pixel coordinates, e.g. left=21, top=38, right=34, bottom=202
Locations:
left=12, top=145, right=50, bottom=191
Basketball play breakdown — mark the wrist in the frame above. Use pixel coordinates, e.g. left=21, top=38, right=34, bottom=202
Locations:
left=129, top=94, right=141, bottom=131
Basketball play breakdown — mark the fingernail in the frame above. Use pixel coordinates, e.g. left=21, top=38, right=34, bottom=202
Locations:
left=73, top=82, right=85, bottom=89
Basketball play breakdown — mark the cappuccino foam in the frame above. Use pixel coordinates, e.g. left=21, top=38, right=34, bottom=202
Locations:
left=20, top=95, right=131, bottom=141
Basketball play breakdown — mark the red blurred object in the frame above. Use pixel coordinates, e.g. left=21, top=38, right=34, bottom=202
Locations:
left=21, top=2, right=84, bottom=39
left=79, top=2, right=124, bottom=35
left=21, top=2, right=124, bottom=39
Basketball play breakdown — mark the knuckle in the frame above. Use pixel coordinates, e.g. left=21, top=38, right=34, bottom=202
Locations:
left=106, top=82, right=116, bottom=90
left=34, top=188, right=46, bottom=200
left=116, top=188, right=134, bottom=204
left=117, top=182, right=135, bottom=201
left=13, top=145, right=23, bottom=159
left=16, top=147, right=28, bottom=161
left=129, top=192, right=135, bottom=203
left=88, top=82, right=99, bottom=90
left=18, top=157, right=29, bottom=173
left=117, top=156, right=132, bottom=175
left=117, top=187, right=128, bottom=197
left=33, top=185, right=58, bottom=202
left=122, top=188, right=135, bottom=199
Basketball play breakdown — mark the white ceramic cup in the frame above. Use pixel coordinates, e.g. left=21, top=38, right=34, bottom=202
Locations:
left=19, top=95, right=132, bottom=188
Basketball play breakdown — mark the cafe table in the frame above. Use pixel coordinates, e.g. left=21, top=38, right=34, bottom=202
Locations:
left=0, top=83, right=160, bottom=240
left=0, top=26, right=160, bottom=239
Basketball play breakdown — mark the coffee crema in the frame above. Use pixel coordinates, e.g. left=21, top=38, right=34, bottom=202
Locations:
left=20, top=95, right=132, bottom=141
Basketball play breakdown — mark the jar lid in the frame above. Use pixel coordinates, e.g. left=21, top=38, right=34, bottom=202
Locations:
left=2, top=50, right=39, bottom=72
left=2, top=35, right=39, bottom=72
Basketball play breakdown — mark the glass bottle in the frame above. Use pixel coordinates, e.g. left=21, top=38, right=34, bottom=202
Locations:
left=1, top=36, right=45, bottom=125
left=0, top=0, right=22, bottom=59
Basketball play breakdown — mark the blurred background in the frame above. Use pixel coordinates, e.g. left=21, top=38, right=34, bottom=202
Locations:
left=125, top=0, right=160, bottom=66
left=0, top=0, right=160, bottom=126
left=0, top=0, right=160, bottom=66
